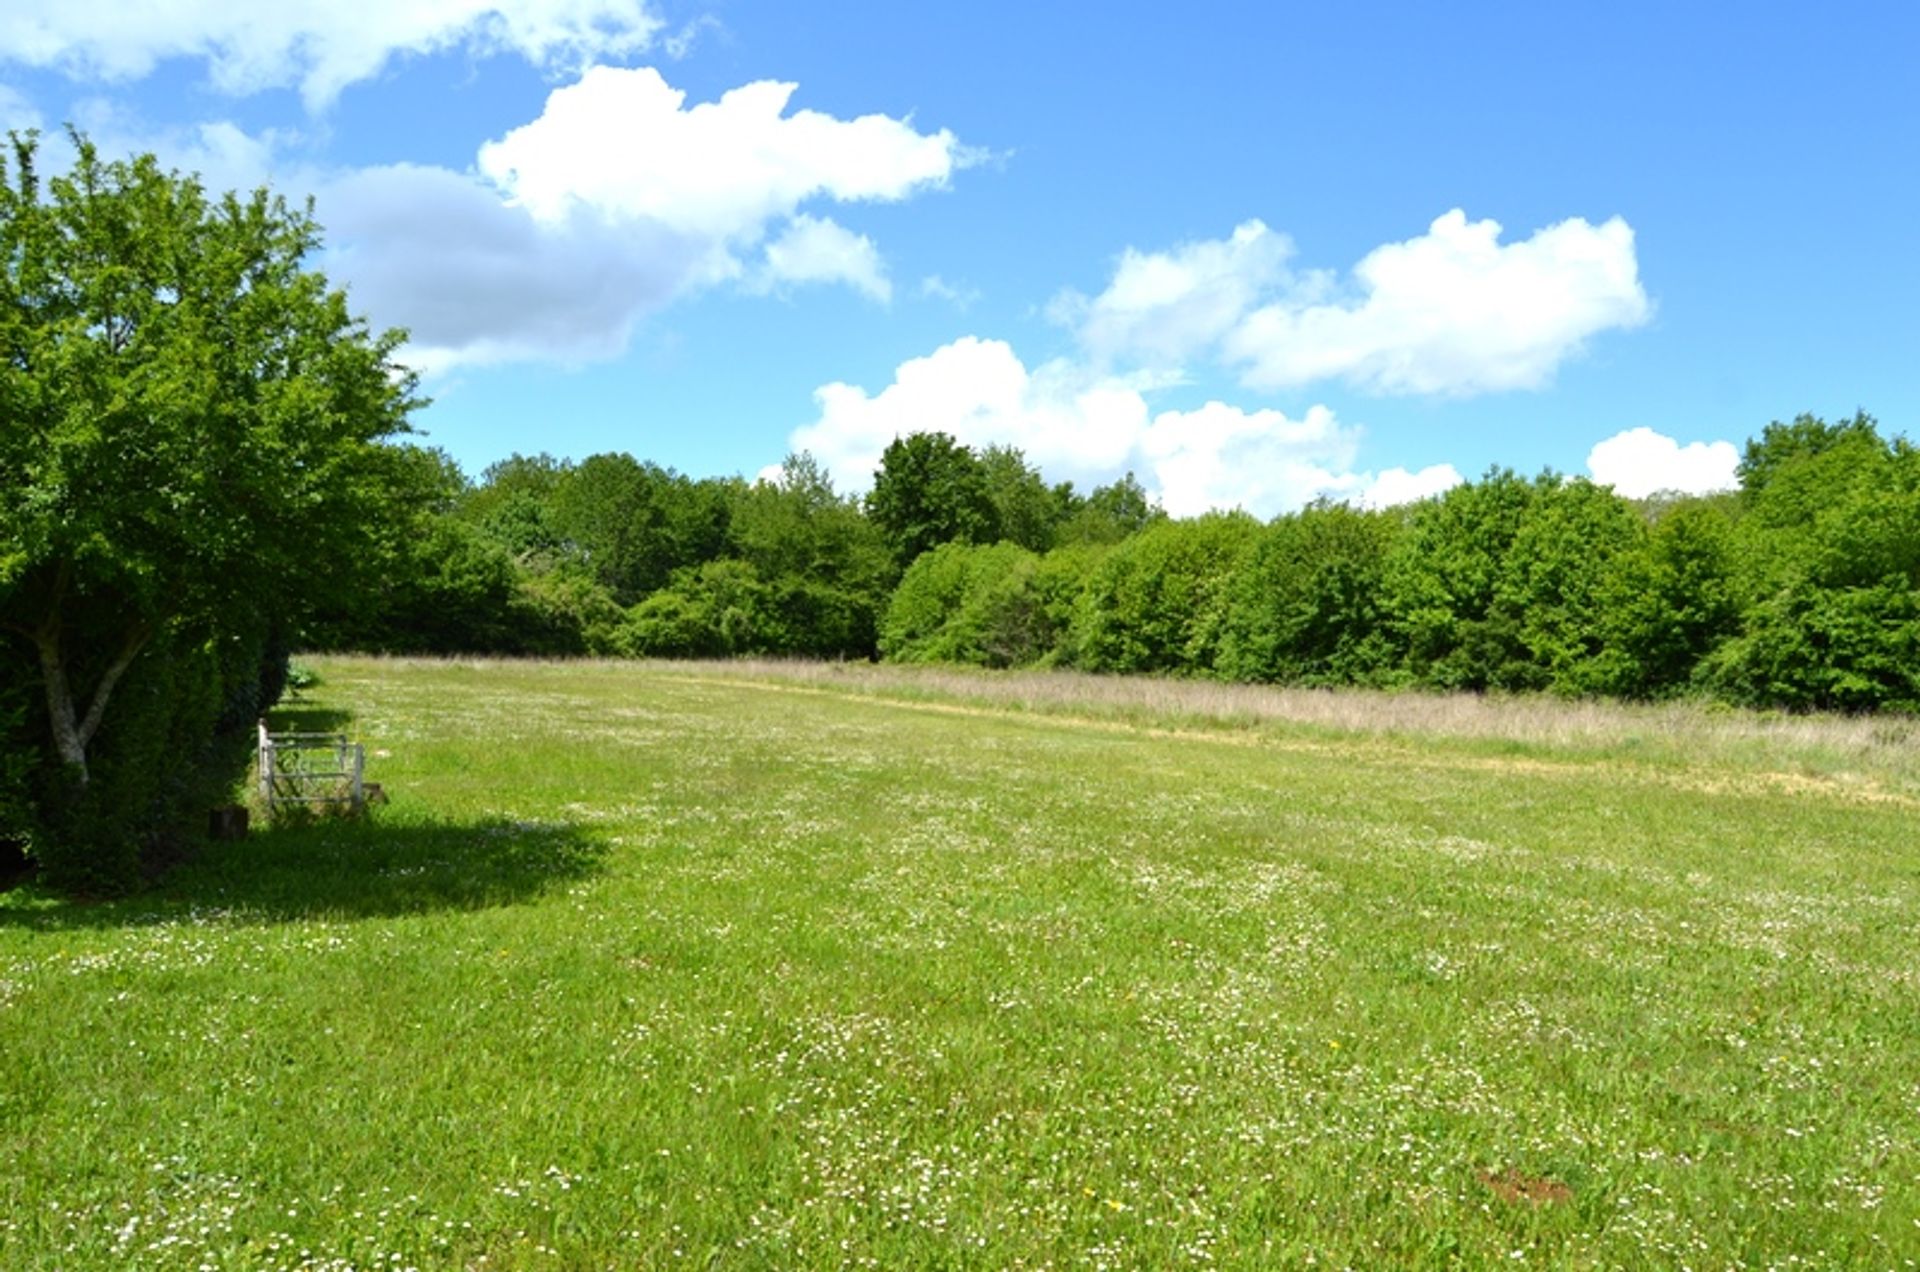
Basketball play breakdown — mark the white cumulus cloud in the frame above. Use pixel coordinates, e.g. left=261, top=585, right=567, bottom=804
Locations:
left=10, top=67, right=957, bottom=371
left=309, top=68, right=960, bottom=370
left=1586, top=427, right=1740, bottom=498
left=0, top=0, right=663, bottom=109
left=1141, top=401, right=1363, bottom=518
left=792, top=337, right=1149, bottom=493
left=789, top=336, right=1440, bottom=518
left=318, top=162, right=698, bottom=374
left=1359, top=464, right=1464, bottom=508
left=1065, top=210, right=1649, bottom=397
left=752, top=214, right=891, bottom=302
left=477, top=67, right=960, bottom=240
left=1055, top=219, right=1295, bottom=367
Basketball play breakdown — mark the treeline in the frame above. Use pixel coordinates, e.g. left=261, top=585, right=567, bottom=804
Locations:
left=307, top=433, right=1163, bottom=660
left=315, top=412, right=1920, bottom=714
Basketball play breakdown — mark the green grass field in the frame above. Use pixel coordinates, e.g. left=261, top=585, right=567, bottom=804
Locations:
left=4, top=657, right=1918, bottom=1269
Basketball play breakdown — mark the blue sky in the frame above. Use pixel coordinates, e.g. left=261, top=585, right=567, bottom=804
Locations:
left=2, top=1, right=1914, bottom=514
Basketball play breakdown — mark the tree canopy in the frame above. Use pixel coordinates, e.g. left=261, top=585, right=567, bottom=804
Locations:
left=0, top=132, right=419, bottom=888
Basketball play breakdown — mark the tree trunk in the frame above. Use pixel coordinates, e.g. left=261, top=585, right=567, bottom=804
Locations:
left=31, top=619, right=151, bottom=788
left=33, top=628, right=88, bottom=782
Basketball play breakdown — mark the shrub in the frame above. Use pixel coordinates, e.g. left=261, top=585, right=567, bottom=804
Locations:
left=1497, top=478, right=1646, bottom=695
left=1588, top=499, right=1740, bottom=698
left=1380, top=471, right=1545, bottom=692
left=1217, top=502, right=1401, bottom=686
left=1703, top=581, right=1920, bottom=713
left=1072, top=514, right=1261, bottom=675
left=882, top=542, right=1033, bottom=666
left=507, top=568, right=628, bottom=656
left=618, top=560, right=772, bottom=659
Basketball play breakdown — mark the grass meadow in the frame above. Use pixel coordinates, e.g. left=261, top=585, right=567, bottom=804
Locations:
left=3, top=656, right=1918, bottom=1269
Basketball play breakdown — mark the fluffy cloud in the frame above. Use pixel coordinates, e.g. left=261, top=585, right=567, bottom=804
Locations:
left=58, top=96, right=290, bottom=197
left=1358, top=464, right=1464, bottom=509
left=477, top=67, right=960, bottom=239
left=318, top=163, right=698, bottom=373
left=1140, top=402, right=1363, bottom=517
left=1056, top=219, right=1295, bottom=367
left=308, top=67, right=959, bottom=370
left=751, top=214, right=891, bottom=302
left=5, top=66, right=952, bottom=371
left=793, top=338, right=1149, bottom=492
left=790, top=336, right=1447, bottom=517
left=0, top=0, right=662, bottom=108
left=1586, top=427, right=1740, bottom=498
left=1063, top=210, right=1649, bottom=397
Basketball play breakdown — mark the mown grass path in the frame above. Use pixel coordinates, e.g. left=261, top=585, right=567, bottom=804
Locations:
left=3, top=658, right=1917, bottom=1268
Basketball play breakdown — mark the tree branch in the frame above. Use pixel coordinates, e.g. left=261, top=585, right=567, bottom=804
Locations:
left=76, top=621, right=152, bottom=750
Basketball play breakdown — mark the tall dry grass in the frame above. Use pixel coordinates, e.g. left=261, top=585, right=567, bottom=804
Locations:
left=326, top=653, right=1920, bottom=794
left=675, top=658, right=1920, bottom=793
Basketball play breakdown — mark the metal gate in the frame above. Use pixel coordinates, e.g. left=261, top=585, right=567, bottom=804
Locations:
left=256, top=721, right=365, bottom=811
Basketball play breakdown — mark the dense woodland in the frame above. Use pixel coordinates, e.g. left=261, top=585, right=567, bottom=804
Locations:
left=314, top=412, right=1919, bottom=716
left=3, top=135, right=1917, bottom=893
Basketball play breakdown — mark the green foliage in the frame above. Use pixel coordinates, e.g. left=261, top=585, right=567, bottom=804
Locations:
left=1073, top=513, right=1261, bottom=675
left=618, top=560, right=773, bottom=659
left=865, top=431, right=1000, bottom=567
left=282, top=406, right=1920, bottom=718
left=1218, top=501, right=1401, bottom=685
left=880, top=542, right=1052, bottom=667
left=1704, top=417, right=1920, bottom=710
left=1381, top=470, right=1546, bottom=691
left=726, top=453, right=892, bottom=657
left=1497, top=478, right=1645, bottom=695
left=1703, top=582, right=1920, bottom=712
left=1737, top=410, right=1886, bottom=507
left=1058, top=472, right=1166, bottom=545
left=465, top=452, right=572, bottom=521
left=477, top=491, right=568, bottom=562
left=979, top=445, right=1061, bottom=552
left=0, top=131, right=417, bottom=890
left=1589, top=499, right=1741, bottom=697
left=1026, top=543, right=1114, bottom=666
left=548, top=453, right=733, bottom=604
left=508, top=567, right=628, bottom=657
left=313, top=515, right=518, bottom=653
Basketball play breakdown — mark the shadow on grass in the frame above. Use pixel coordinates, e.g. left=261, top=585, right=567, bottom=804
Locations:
left=0, top=813, right=609, bottom=932
left=264, top=705, right=356, bottom=734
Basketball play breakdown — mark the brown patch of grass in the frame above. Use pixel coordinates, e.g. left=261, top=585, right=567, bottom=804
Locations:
left=1478, top=1168, right=1573, bottom=1206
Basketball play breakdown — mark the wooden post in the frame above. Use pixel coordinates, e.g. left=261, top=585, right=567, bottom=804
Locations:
left=350, top=743, right=365, bottom=811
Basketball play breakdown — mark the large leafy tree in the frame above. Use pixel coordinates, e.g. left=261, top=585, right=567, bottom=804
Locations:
left=546, top=452, right=732, bottom=604
left=1058, top=471, right=1165, bottom=545
left=1381, top=468, right=1545, bottom=691
left=978, top=444, right=1061, bottom=553
left=865, top=431, right=1000, bottom=568
left=0, top=133, right=418, bottom=794
left=1707, top=414, right=1920, bottom=710
left=1217, top=500, right=1402, bottom=686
